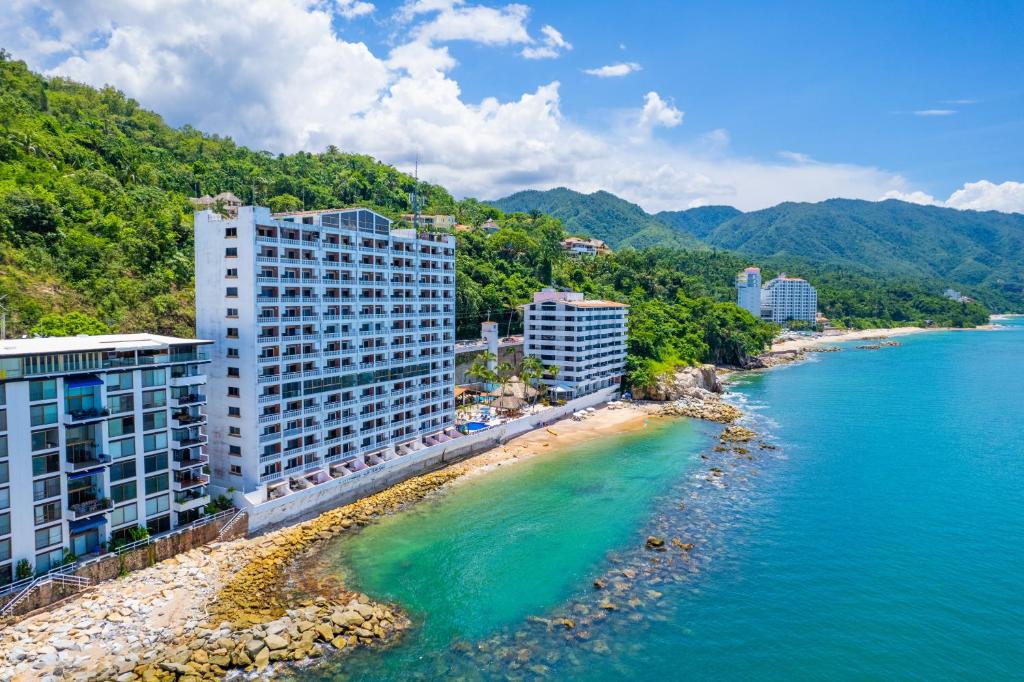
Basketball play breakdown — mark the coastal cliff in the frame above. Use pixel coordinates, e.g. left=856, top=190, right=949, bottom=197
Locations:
left=632, top=364, right=722, bottom=401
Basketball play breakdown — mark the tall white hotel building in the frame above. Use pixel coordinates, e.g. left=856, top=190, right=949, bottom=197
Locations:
left=194, top=206, right=456, bottom=501
left=0, top=334, right=210, bottom=583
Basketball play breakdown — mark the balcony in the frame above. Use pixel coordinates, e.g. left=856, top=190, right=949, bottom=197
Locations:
left=172, top=431, right=207, bottom=448
left=67, top=497, right=112, bottom=520
left=173, top=393, right=207, bottom=407
left=66, top=449, right=111, bottom=471
left=173, top=486, right=210, bottom=511
left=173, top=472, right=210, bottom=491
left=169, top=369, right=205, bottom=387
left=172, top=451, right=208, bottom=470
left=172, top=410, right=206, bottom=426
left=63, top=407, right=110, bottom=424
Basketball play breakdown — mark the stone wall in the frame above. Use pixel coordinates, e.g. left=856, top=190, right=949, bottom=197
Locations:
left=1, top=511, right=248, bottom=619
left=246, top=386, right=620, bottom=532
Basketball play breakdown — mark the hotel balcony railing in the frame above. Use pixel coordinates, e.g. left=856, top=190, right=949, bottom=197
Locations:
left=174, top=487, right=209, bottom=506
left=173, top=394, right=207, bottom=407
left=66, top=451, right=111, bottom=471
left=63, top=407, right=110, bottom=424
left=172, top=452, right=208, bottom=469
left=173, top=472, right=210, bottom=491
left=172, top=411, right=206, bottom=426
left=67, top=497, right=112, bottom=520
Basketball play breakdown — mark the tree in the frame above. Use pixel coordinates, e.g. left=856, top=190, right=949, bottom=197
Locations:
left=30, top=312, right=110, bottom=337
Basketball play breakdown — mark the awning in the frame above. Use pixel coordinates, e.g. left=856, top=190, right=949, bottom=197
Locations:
left=69, top=516, right=107, bottom=533
left=65, top=375, right=103, bottom=389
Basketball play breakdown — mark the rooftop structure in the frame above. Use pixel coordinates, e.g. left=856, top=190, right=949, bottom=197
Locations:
left=522, top=289, right=628, bottom=399
left=561, top=237, right=611, bottom=256
left=400, top=214, right=456, bottom=230
left=189, top=192, right=243, bottom=217
left=193, top=205, right=456, bottom=504
left=0, top=334, right=211, bottom=584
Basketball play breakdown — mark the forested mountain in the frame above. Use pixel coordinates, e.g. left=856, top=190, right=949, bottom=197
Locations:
left=490, top=189, right=1024, bottom=311
left=489, top=188, right=702, bottom=250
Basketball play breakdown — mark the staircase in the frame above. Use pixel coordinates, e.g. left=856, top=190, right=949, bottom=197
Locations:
left=216, top=509, right=248, bottom=540
left=0, top=572, right=91, bottom=618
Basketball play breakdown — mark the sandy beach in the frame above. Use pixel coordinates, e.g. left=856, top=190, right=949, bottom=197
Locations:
left=770, top=326, right=936, bottom=353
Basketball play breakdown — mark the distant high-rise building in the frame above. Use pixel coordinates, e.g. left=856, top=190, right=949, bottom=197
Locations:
left=761, top=273, right=818, bottom=323
left=735, top=267, right=763, bottom=317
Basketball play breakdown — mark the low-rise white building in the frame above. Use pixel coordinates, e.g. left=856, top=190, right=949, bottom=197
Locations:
left=522, top=289, right=628, bottom=399
left=400, top=214, right=456, bottom=230
left=0, top=334, right=211, bottom=584
left=194, top=206, right=456, bottom=504
left=561, top=237, right=611, bottom=256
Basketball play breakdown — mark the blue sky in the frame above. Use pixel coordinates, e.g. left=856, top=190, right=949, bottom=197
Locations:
left=2, top=0, right=1022, bottom=212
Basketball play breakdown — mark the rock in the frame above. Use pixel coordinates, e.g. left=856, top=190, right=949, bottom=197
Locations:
left=592, top=579, right=606, bottom=590
left=244, top=639, right=266, bottom=659
left=331, top=610, right=365, bottom=628
left=314, top=623, right=334, bottom=642
left=633, top=364, right=721, bottom=401
left=645, top=536, right=665, bottom=549
left=264, top=633, right=289, bottom=651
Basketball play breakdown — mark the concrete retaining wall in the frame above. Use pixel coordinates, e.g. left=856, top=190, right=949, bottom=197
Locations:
left=246, top=387, right=620, bottom=532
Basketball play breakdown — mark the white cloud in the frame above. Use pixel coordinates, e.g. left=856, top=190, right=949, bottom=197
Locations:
left=914, top=109, right=957, bottom=116
left=520, top=24, right=571, bottom=59
left=884, top=181, right=1024, bottom=213
left=333, top=0, right=375, bottom=18
left=583, top=62, right=641, bottom=78
left=1, top=0, right=1016, bottom=214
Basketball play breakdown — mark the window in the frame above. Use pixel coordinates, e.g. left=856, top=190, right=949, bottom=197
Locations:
left=32, top=428, right=58, bottom=451
left=228, top=367, right=240, bottom=377
left=35, top=524, right=61, bottom=549
left=147, top=514, right=171, bottom=535
left=229, top=426, right=241, bottom=437
left=0, top=461, right=6, bottom=486
left=229, top=464, right=242, bottom=476
left=225, top=247, right=237, bottom=257
left=226, top=287, right=238, bottom=297
left=142, top=369, right=166, bottom=388
left=111, top=503, right=138, bottom=527
left=108, top=416, right=135, bottom=437
left=227, top=387, right=240, bottom=397
left=143, top=432, right=167, bottom=453
left=142, top=389, right=166, bottom=409
left=33, top=476, right=60, bottom=501
left=145, top=494, right=169, bottom=516
left=107, top=393, right=134, bottom=414
left=229, top=445, right=242, bottom=456
left=227, top=328, right=239, bottom=339
left=0, top=487, right=7, bottom=510
left=34, top=501, right=61, bottom=525
left=110, top=460, right=137, bottom=482
left=35, top=547, right=64, bottom=573
left=228, top=407, right=241, bottom=417
left=109, top=437, right=135, bottom=459
left=145, top=473, right=169, bottom=495
left=226, top=268, right=238, bottom=278
left=227, top=348, right=239, bottom=358
left=0, top=512, right=9, bottom=536
left=225, top=227, right=237, bottom=238
left=29, top=379, right=57, bottom=401
left=0, top=435, right=6, bottom=458
left=144, top=452, right=168, bottom=473
left=30, top=403, right=57, bottom=427
left=226, top=308, right=238, bottom=318
left=143, top=411, right=166, bottom=431
left=32, top=452, right=59, bottom=477
left=0, top=538, right=9, bottom=563
left=107, top=371, right=134, bottom=392
left=111, top=481, right=137, bottom=504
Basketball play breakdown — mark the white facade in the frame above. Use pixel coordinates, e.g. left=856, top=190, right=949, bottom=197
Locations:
left=0, top=334, right=210, bottom=584
left=761, top=274, right=818, bottom=323
left=400, top=214, right=456, bottom=229
left=194, top=206, right=456, bottom=503
left=522, top=289, right=628, bottom=398
left=736, top=267, right=763, bottom=317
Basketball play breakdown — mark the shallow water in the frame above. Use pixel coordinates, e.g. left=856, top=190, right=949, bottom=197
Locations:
left=295, top=319, right=1024, bottom=680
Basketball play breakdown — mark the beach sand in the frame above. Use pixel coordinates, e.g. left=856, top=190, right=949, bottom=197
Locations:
left=770, top=327, right=935, bottom=353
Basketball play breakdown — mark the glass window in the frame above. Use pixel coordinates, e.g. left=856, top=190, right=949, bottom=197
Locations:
left=143, top=432, right=167, bottom=453
left=30, top=403, right=57, bottom=426
left=142, top=369, right=165, bottom=388
left=31, top=428, right=59, bottom=451
left=144, top=452, right=168, bottom=473
left=109, top=437, right=136, bottom=459
left=145, top=473, right=168, bottom=495
left=109, top=460, right=136, bottom=482
left=107, top=371, right=134, bottom=392
left=0, top=435, right=6, bottom=458
left=107, top=394, right=134, bottom=414
left=108, top=416, right=135, bottom=438
left=0, top=538, right=9, bottom=563
left=145, top=494, right=169, bottom=516
left=0, top=487, right=7, bottom=510
left=32, top=476, right=60, bottom=501
left=34, top=500, right=61, bottom=525
left=0, top=512, right=9, bottom=535
left=111, top=481, right=137, bottom=504
left=29, top=379, right=57, bottom=401
left=143, top=411, right=166, bottom=431
left=110, top=503, right=138, bottom=527
left=32, top=452, right=59, bottom=477
left=34, top=524, right=61, bottom=550
left=142, top=389, right=166, bottom=409
left=0, top=461, right=7, bottom=486
left=35, top=547, right=64, bottom=573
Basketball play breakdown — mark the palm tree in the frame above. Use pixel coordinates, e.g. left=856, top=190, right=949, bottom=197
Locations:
left=520, top=356, right=543, bottom=405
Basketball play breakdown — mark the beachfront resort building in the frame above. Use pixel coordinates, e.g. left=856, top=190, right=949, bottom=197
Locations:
left=736, top=268, right=818, bottom=324
left=194, top=206, right=456, bottom=502
left=0, top=334, right=211, bottom=582
left=522, top=289, right=628, bottom=399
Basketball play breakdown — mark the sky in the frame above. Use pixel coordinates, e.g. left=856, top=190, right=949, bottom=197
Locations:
left=2, top=0, right=1023, bottom=213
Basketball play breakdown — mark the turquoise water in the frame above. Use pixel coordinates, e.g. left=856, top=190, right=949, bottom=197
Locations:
left=300, top=320, right=1024, bottom=680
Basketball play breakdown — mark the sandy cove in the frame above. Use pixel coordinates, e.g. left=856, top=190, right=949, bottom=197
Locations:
left=0, top=403, right=662, bottom=681
left=770, top=326, right=935, bottom=353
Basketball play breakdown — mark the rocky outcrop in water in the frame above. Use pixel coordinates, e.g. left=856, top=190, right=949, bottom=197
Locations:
left=632, top=364, right=721, bottom=401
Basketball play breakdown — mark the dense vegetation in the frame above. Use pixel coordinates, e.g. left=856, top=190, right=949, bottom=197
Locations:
left=490, top=188, right=1024, bottom=312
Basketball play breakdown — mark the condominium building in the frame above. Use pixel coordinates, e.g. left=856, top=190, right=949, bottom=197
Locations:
left=0, top=334, right=211, bottom=584
left=735, top=267, right=763, bottom=317
left=194, top=206, right=456, bottom=501
left=399, top=214, right=456, bottom=230
left=522, top=289, right=628, bottom=399
left=761, top=273, right=818, bottom=323
left=561, top=237, right=611, bottom=257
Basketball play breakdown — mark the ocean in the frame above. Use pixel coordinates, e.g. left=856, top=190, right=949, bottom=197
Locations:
left=293, top=319, right=1024, bottom=680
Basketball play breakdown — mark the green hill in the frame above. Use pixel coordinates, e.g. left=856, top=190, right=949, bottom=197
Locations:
left=654, top=205, right=743, bottom=239
left=489, top=187, right=703, bottom=250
